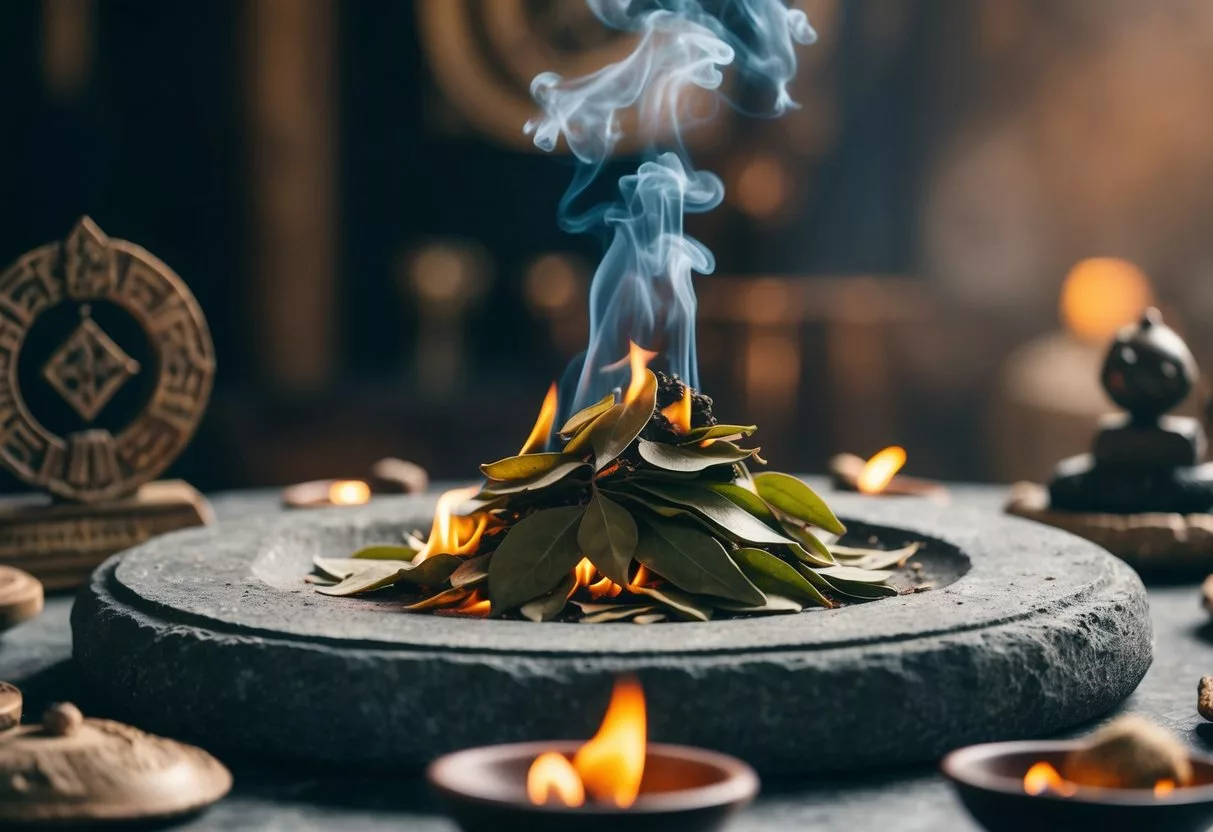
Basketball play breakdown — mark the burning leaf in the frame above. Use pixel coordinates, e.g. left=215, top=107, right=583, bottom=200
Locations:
left=449, top=553, right=492, bottom=589
left=314, top=553, right=463, bottom=597
left=636, top=438, right=756, bottom=472
left=560, top=392, right=617, bottom=438
left=633, top=515, right=765, bottom=606
left=717, top=594, right=804, bottom=614
left=578, top=491, right=639, bottom=587
left=579, top=605, right=657, bottom=624
left=520, top=572, right=578, bottom=622
left=479, top=461, right=591, bottom=497
left=753, top=472, right=846, bottom=535
left=481, top=451, right=568, bottom=481
left=681, top=424, right=757, bottom=444
left=590, top=369, right=657, bottom=471
left=628, top=585, right=713, bottom=622
left=732, top=547, right=834, bottom=610
left=403, top=586, right=471, bottom=611
left=349, top=545, right=419, bottom=561
left=630, top=480, right=794, bottom=546
left=488, top=506, right=585, bottom=614
left=831, top=542, right=921, bottom=571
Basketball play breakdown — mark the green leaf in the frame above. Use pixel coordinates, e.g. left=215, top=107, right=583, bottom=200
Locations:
left=630, top=481, right=793, bottom=546
left=731, top=547, right=834, bottom=609
left=349, top=545, right=418, bottom=561
left=579, top=605, right=656, bottom=624
left=779, top=523, right=837, bottom=566
left=481, top=451, right=567, bottom=481
left=488, top=506, right=585, bottom=613
left=753, top=472, right=846, bottom=535
left=637, top=439, right=755, bottom=473
left=682, top=424, right=757, bottom=444
left=590, top=369, right=657, bottom=471
left=796, top=563, right=898, bottom=601
left=449, top=553, right=492, bottom=589
left=708, top=482, right=780, bottom=525
left=520, top=572, right=577, bottom=622
left=815, top=565, right=895, bottom=583
left=831, top=542, right=920, bottom=571
left=479, top=461, right=591, bottom=497
left=578, top=491, right=638, bottom=586
left=629, top=585, right=713, bottom=621
left=315, top=553, right=463, bottom=596
left=560, top=393, right=616, bottom=437
left=633, top=516, right=765, bottom=606
left=716, top=594, right=804, bottom=614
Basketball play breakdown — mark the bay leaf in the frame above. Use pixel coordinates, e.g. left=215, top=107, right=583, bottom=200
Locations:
left=708, top=482, right=779, bottom=525
left=631, top=480, right=793, bottom=546
left=815, top=565, right=895, bottom=583
left=831, top=542, right=920, bottom=571
left=315, top=552, right=463, bottom=596
left=633, top=516, right=765, bottom=606
left=590, top=369, right=657, bottom=471
left=573, top=600, right=624, bottom=615
left=481, top=451, right=567, bottom=481
left=579, top=604, right=656, bottom=624
left=629, top=585, right=713, bottom=621
left=350, top=545, right=418, bottom=561
left=716, top=594, right=804, bottom=614
left=450, top=553, right=492, bottom=589
left=578, top=491, right=638, bottom=586
left=637, top=439, right=755, bottom=473
left=753, top=472, right=846, bottom=535
left=520, top=572, right=577, bottom=622
left=732, top=547, right=833, bottom=609
left=560, top=392, right=617, bottom=437
left=479, top=461, right=591, bottom=497
left=796, top=563, right=898, bottom=601
left=403, top=587, right=471, bottom=611
left=488, top=506, right=585, bottom=614
left=633, top=613, right=667, bottom=625
left=682, top=424, right=757, bottom=444
left=779, top=522, right=837, bottom=566
left=302, top=573, right=337, bottom=586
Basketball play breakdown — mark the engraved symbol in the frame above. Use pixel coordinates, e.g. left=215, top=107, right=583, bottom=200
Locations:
left=42, top=316, right=141, bottom=422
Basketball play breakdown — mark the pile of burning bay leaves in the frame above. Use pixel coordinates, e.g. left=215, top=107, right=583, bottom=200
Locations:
left=309, top=366, right=917, bottom=623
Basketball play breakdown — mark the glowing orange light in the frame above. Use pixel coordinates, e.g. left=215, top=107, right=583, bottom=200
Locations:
left=520, top=382, right=560, bottom=455
left=623, top=341, right=658, bottom=405
left=328, top=480, right=371, bottom=506
left=660, top=384, right=692, bottom=434
left=452, top=590, right=491, bottom=617
left=589, top=576, right=623, bottom=600
left=1060, top=257, right=1153, bottom=344
left=1155, top=779, right=1176, bottom=797
left=575, top=557, right=596, bottom=588
left=630, top=564, right=653, bottom=589
left=1023, top=762, right=1077, bottom=797
left=857, top=446, right=907, bottom=495
left=527, top=752, right=586, bottom=807
left=416, top=486, right=486, bottom=562
left=573, top=675, right=647, bottom=808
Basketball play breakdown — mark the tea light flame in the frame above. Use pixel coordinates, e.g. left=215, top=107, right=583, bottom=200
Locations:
left=1023, top=762, right=1077, bottom=797
left=1155, top=779, right=1176, bottom=797
left=856, top=446, right=907, bottom=495
left=527, top=752, right=586, bottom=807
left=328, top=480, right=371, bottom=506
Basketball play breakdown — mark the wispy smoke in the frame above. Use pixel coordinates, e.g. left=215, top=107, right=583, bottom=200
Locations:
left=526, top=0, right=816, bottom=415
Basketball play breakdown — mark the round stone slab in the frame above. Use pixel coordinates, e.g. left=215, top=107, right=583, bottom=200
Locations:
left=71, top=491, right=1151, bottom=775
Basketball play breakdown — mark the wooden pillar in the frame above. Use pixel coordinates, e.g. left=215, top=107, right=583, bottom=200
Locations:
left=246, top=0, right=338, bottom=389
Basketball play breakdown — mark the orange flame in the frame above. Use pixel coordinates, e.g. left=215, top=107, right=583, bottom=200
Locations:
left=575, top=558, right=596, bottom=588
left=328, top=480, right=371, bottom=506
left=452, top=590, right=491, bottom=617
left=527, top=676, right=648, bottom=809
left=527, top=752, right=586, bottom=807
left=573, top=558, right=622, bottom=599
left=520, top=382, right=560, bottom=455
left=1023, top=762, right=1077, bottom=797
left=660, top=384, right=692, bottom=434
left=630, top=564, right=653, bottom=588
left=416, top=486, right=486, bottom=562
left=623, top=342, right=658, bottom=405
left=857, top=446, right=907, bottom=495
left=1155, top=779, right=1176, bottom=797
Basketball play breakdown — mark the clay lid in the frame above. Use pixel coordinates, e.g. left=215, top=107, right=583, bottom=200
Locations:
left=0, top=566, right=43, bottom=631
left=0, top=702, right=232, bottom=824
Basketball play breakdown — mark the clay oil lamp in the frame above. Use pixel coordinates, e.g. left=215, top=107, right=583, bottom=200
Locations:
left=282, top=457, right=430, bottom=509
left=427, top=676, right=758, bottom=832
left=943, top=717, right=1213, bottom=832
left=830, top=446, right=948, bottom=500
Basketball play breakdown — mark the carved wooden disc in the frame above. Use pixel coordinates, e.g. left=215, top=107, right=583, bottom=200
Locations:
left=0, top=217, right=215, bottom=503
left=0, top=566, right=43, bottom=631
left=0, top=706, right=232, bottom=823
left=0, top=683, right=21, bottom=732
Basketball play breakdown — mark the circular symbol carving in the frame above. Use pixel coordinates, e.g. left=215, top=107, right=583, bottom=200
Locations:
left=0, top=217, right=215, bottom=502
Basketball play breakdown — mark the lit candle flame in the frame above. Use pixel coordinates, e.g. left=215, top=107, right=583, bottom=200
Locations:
left=328, top=480, right=371, bottom=506
left=1023, top=762, right=1077, bottom=797
left=527, top=676, right=648, bottom=809
left=857, top=446, right=907, bottom=495
left=660, top=383, right=692, bottom=434
left=623, top=341, right=658, bottom=405
left=520, top=382, right=560, bottom=455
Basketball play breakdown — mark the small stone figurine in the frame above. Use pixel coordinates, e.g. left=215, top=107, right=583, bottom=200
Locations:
left=1006, top=309, right=1213, bottom=568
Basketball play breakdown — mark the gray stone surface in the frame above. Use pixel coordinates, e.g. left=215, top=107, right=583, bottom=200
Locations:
left=71, top=489, right=1151, bottom=775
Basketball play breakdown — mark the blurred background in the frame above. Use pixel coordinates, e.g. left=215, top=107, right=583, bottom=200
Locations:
left=2, top=0, right=1212, bottom=492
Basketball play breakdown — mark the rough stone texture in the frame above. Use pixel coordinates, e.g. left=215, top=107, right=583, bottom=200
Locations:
left=71, top=491, right=1151, bottom=775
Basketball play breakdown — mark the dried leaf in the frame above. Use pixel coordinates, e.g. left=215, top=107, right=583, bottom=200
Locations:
left=520, top=573, right=577, bottom=622
left=450, top=553, right=492, bottom=589
left=578, top=490, right=638, bottom=586
left=732, top=547, right=833, bottom=609
left=560, top=392, right=616, bottom=437
left=633, top=613, right=667, bottom=625
left=579, top=605, right=656, bottom=624
left=589, top=369, right=658, bottom=471
left=481, top=452, right=567, bottom=481
left=797, top=562, right=898, bottom=601
left=350, top=545, right=418, bottom=561
left=681, top=424, right=757, bottom=444
left=629, top=585, right=713, bottom=621
left=831, top=542, right=921, bottom=571
left=630, top=481, right=793, bottom=546
left=315, top=553, right=463, bottom=596
left=488, top=506, right=585, bottom=614
left=633, top=515, right=765, bottom=606
left=716, top=594, right=804, bottom=614
left=403, top=587, right=471, bottom=611
left=636, top=439, right=755, bottom=473
left=815, top=565, right=895, bottom=583
left=479, top=461, right=591, bottom=497
left=302, top=574, right=337, bottom=586
left=753, top=472, right=846, bottom=535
